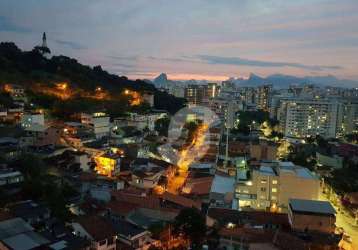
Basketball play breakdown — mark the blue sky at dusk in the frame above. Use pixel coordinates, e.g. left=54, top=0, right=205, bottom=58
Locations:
left=0, top=0, right=357, bottom=81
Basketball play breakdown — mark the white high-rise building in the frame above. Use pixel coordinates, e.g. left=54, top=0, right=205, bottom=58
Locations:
left=278, top=98, right=341, bottom=138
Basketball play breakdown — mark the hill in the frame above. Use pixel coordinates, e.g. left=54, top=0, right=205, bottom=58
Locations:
left=0, top=42, right=185, bottom=115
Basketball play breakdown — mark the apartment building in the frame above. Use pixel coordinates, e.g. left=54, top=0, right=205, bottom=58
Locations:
left=278, top=98, right=340, bottom=138
left=81, top=112, right=110, bottom=139
left=236, top=161, right=320, bottom=211
left=256, top=85, right=272, bottom=111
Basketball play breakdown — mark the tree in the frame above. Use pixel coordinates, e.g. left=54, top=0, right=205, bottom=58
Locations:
left=173, top=208, right=207, bottom=249
left=155, top=117, right=170, bottom=137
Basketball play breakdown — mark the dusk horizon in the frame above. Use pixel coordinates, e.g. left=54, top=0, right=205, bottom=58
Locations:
left=1, top=0, right=357, bottom=84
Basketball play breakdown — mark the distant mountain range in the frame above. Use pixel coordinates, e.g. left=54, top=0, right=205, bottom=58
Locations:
left=151, top=73, right=358, bottom=89
left=234, top=73, right=358, bottom=89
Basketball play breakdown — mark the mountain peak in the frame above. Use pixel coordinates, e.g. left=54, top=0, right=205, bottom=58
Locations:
left=154, top=73, right=168, bottom=81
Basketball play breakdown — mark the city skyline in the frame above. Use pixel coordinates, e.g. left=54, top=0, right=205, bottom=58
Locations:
left=0, top=0, right=358, bottom=84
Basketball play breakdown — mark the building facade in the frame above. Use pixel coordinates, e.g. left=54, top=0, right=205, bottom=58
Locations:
left=236, top=162, right=320, bottom=211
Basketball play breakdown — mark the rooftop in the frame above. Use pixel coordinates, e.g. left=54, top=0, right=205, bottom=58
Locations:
left=210, top=174, right=235, bottom=195
left=110, top=219, right=147, bottom=239
left=2, top=231, right=49, bottom=250
left=10, top=201, right=49, bottom=220
left=289, top=199, right=336, bottom=216
left=0, top=218, right=33, bottom=240
left=75, top=216, right=116, bottom=241
left=259, top=166, right=276, bottom=176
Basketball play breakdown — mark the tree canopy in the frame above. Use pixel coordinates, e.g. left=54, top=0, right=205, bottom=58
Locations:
left=173, top=208, right=207, bottom=249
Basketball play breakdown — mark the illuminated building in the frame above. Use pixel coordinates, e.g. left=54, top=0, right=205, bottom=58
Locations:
left=124, top=89, right=143, bottom=106
left=256, top=84, right=272, bottom=111
left=3, top=84, right=26, bottom=101
left=113, top=111, right=167, bottom=131
left=184, top=84, right=206, bottom=105
left=206, top=83, right=220, bottom=99
left=95, top=153, right=121, bottom=177
left=81, top=112, right=110, bottom=139
left=236, top=162, right=319, bottom=211
left=21, top=112, right=45, bottom=129
left=278, top=98, right=340, bottom=138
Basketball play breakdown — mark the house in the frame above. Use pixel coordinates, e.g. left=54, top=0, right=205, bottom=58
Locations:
left=21, top=126, right=62, bottom=148
left=161, top=192, right=201, bottom=210
left=206, top=207, right=340, bottom=250
left=72, top=151, right=91, bottom=172
left=21, top=112, right=45, bottom=129
left=209, top=173, right=236, bottom=208
left=95, top=152, right=122, bottom=177
left=114, top=112, right=166, bottom=131
left=110, top=219, right=153, bottom=250
left=0, top=137, right=20, bottom=160
left=250, top=140, right=278, bottom=161
left=182, top=175, right=213, bottom=200
left=81, top=112, right=110, bottom=139
left=288, top=199, right=336, bottom=234
left=3, top=84, right=26, bottom=101
left=129, top=158, right=174, bottom=189
left=72, top=216, right=116, bottom=250
left=0, top=169, right=23, bottom=187
left=316, top=152, right=343, bottom=169
left=9, top=200, right=50, bottom=226
left=0, top=217, right=50, bottom=250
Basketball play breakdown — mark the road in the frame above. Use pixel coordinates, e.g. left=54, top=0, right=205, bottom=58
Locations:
left=320, top=190, right=358, bottom=250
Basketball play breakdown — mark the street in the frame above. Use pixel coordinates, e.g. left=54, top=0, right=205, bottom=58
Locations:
left=320, top=190, right=358, bottom=250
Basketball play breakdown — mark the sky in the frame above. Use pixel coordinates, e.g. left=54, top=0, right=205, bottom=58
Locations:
left=0, top=0, right=358, bottom=82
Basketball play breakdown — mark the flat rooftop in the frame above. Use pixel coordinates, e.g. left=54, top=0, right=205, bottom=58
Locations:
left=210, top=174, right=235, bottom=194
left=0, top=218, right=33, bottom=240
left=259, top=166, right=276, bottom=176
left=289, top=199, right=336, bottom=216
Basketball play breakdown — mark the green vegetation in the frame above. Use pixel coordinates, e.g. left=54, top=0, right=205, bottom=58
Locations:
left=155, top=117, right=171, bottom=137
left=345, top=133, right=358, bottom=144
left=231, top=110, right=279, bottom=136
left=327, top=165, right=358, bottom=195
left=173, top=208, right=207, bottom=249
left=9, top=154, right=76, bottom=221
left=0, top=42, right=186, bottom=115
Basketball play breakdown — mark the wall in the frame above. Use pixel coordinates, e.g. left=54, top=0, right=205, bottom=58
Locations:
left=289, top=212, right=335, bottom=234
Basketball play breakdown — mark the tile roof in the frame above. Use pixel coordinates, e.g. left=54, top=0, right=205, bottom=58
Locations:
left=106, top=201, right=138, bottom=216
left=161, top=192, right=201, bottom=210
left=75, top=216, right=116, bottom=241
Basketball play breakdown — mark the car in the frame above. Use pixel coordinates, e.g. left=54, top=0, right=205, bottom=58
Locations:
left=343, top=234, right=352, bottom=243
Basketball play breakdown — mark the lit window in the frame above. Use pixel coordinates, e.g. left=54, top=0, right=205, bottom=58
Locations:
left=261, top=180, right=267, bottom=184
left=272, top=180, right=278, bottom=185
left=272, top=188, right=278, bottom=193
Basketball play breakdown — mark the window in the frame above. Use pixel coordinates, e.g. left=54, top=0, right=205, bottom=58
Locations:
left=260, top=187, right=266, bottom=192
left=272, top=188, right=278, bottom=193
left=272, top=180, right=278, bottom=185
left=271, top=196, right=277, bottom=200
left=260, top=179, right=267, bottom=184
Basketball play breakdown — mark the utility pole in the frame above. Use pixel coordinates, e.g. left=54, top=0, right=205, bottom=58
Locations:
left=224, top=102, right=234, bottom=168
